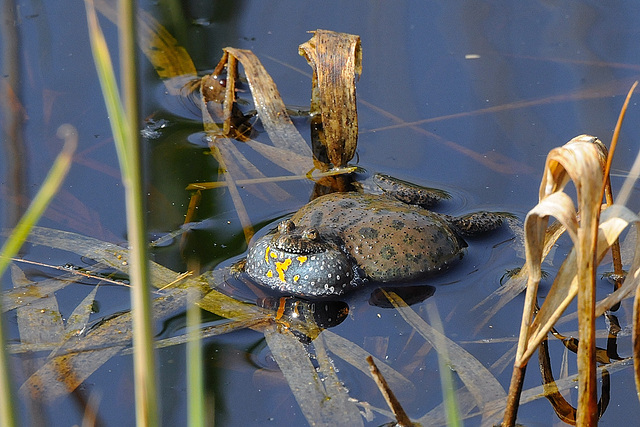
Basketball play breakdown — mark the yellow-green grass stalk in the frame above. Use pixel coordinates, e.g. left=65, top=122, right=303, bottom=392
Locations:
left=0, top=125, right=78, bottom=427
left=187, top=288, right=205, bottom=427
left=426, top=301, right=462, bottom=427
left=84, top=1, right=158, bottom=425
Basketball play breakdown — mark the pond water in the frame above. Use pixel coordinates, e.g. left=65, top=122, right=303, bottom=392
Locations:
left=3, top=0, right=640, bottom=425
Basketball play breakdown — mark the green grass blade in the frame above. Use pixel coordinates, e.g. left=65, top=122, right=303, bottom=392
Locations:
left=118, top=0, right=159, bottom=424
left=187, top=288, right=205, bottom=427
left=0, top=124, right=78, bottom=427
left=84, top=0, right=158, bottom=425
left=426, top=301, right=462, bottom=427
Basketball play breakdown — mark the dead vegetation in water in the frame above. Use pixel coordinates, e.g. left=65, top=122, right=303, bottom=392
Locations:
left=495, top=82, right=640, bottom=425
left=193, top=31, right=360, bottom=243
left=5, top=21, right=511, bottom=425
left=7, top=2, right=640, bottom=426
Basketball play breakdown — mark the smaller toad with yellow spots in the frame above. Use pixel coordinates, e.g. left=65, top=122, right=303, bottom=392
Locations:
left=245, top=174, right=507, bottom=298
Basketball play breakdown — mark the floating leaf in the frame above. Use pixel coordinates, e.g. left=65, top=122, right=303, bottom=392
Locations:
left=264, top=325, right=363, bottom=426
left=12, top=266, right=64, bottom=355
left=62, top=282, right=101, bottom=339
left=20, top=226, right=188, bottom=289
left=3, top=271, right=78, bottom=313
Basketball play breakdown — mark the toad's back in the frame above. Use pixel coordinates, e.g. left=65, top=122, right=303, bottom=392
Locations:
left=290, top=192, right=466, bottom=282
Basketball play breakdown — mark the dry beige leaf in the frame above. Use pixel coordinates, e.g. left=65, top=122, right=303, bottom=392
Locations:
left=299, top=29, right=361, bottom=168
left=505, top=135, right=609, bottom=426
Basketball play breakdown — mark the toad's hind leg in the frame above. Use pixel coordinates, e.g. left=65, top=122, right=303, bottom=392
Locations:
left=373, top=173, right=451, bottom=208
left=447, top=211, right=512, bottom=236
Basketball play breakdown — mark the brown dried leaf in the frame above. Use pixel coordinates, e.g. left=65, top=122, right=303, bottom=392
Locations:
left=299, top=30, right=361, bottom=168
left=506, top=135, right=610, bottom=425
left=514, top=137, right=605, bottom=359
left=223, top=47, right=314, bottom=162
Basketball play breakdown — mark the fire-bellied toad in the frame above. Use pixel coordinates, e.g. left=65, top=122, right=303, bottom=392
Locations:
left=245, top=174, right=506, bottom=297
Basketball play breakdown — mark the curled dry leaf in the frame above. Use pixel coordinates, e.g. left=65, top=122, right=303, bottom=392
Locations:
left=299, top=29, right=361, bottom=168
left=502, top=134, right=640, bottom=426
left=515, top=136, right=605, bottom=360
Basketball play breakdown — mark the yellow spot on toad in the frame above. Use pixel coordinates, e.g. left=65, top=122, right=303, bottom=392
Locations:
left=297, top=255, right=308, bottom=265
left=267, top=270, right=273, bottom=278
left=293, top=275, right=300, bottom=282
left=265, top=246, right=271, bottom=263
left=275, top=258, right=292, bottom=282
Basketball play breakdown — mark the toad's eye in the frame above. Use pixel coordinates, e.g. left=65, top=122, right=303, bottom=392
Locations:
left=278, top=220, right=296, bottom=234
left=302, top=228, right=319, bottom=241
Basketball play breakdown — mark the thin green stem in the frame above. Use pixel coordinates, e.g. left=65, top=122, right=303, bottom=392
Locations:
left=426, top=301, right=461, bottom=427
left=187, top=288, right=205, bottom=427
left=118, top=1, right=158, bottom=425
left=84, top=0, right=158, bottom=424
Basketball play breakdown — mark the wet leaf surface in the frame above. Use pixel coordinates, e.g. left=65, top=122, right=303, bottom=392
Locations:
left=265, top=325, right=363, bottom=427
left=299, top=30, right=361, bottom=168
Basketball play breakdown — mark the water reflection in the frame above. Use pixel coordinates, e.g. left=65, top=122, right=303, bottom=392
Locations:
left=537, top=306, right=626, bottom=424
left=1, top=0, right=28, bottom=232
left=258, top=296, right=349, bottom=329
left=369, top=285, right=436, bottom=308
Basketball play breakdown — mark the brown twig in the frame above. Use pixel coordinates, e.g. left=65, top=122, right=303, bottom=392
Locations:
left=366, top=355, right=413, bottom=427
left=601, top=81, right=637, bottom=299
